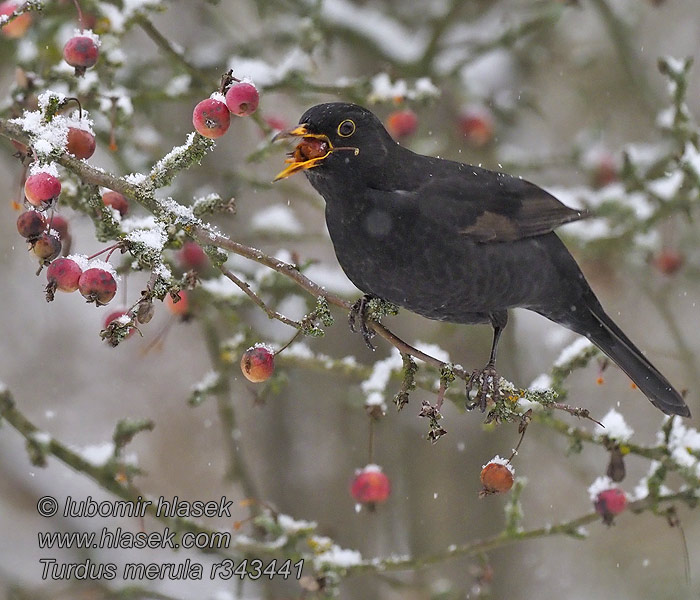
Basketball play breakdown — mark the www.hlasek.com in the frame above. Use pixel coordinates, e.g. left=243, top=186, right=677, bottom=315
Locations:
left=35, top=495, right=303, bottom=581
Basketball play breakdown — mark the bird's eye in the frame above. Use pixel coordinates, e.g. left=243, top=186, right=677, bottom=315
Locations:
left=337, top=119, right=356, bottom=137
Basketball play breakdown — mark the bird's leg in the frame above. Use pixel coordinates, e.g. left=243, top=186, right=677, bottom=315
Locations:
left=348, top=294, right=378, bottom=350
left=467, top=311, right=508, bottom=411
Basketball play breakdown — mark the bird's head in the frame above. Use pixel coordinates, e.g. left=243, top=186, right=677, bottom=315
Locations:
left=273, top=103, right=395, bottom=182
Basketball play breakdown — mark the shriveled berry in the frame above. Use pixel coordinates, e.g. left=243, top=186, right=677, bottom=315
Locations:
left=63, top=35, right=99, bottom=75
left=78, top=268, right=117, bottom=305
left=47, top=214, right=69, bottom=240
left=225, top=82, right=259, bottom=117
left=240, top=345, right=275, bottom=382
left=595, top=488, right=627, bottom=525
left=165, top=290, right=190, bottom=317
left=102, top=190, right=129, bottom=217
left=177, top=241, right=208, bottom=272
left=32, top=233, right=62, bottom=264
left=652, top=249, right=684, bottom=275
left=66, top=127, right=96, bottom=159
left=192, top=98, right=230, bottom=139
left=24, top=172, right=61, bottom=208
left=386, top=109, right=418, bottom=139
left=104, top=309, right=136, bottom=339
left=0, top=0, right=32, bottom=38
left=479, top=460, right=514, bottom=496
left=458, top=107, right=494, bottom=148
left=17, top=210, right=46, bottom=240
left=350, top=465, right=391, bottom=504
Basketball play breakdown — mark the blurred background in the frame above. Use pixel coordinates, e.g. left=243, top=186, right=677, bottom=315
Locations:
left=1, top=0, right=699, bottom=598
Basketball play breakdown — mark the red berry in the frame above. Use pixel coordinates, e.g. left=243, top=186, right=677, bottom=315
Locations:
left=102, top=190, right=129, bottom=217
left=177, top=241, right=208, bottom=272
left=24, top=172, right=61, bottom=208
left=595, top=488, right=627, bottom=524
left=458, top=107, right=494, bottom=148
left=225, top=82, right=259, bottom=117
left=32, top=233, right=62, bottom=264
left=63, top=35, right=99, bottom=74
left=165, top=290, right=190, bottom=317
left=0, top=1, right=32, bottom=38
left=47, top=214, right=69, bottom=240
left=264, top=116, right=287, bottom=132
left=386, top=109, right=418, bottom=139
left=66, top=127, right=96, bottom=159
left=350, top=466, right=391, bottom=504
left=479, top=460, right=514, bottom=496
left=240, top=345, right=275, bottom=382
left=78, top=268, right=117, bottom=305
left=591, top=154, right=618, bottom=188
left=192, top=98, right=231, bottom=139
left=16, top=210, right=46, bottom=240
left=653, top=249, right=684, bottom=275
left=104, top=309, right=136, bottom=338
left=46, top=257, right=82, bottom=292
left=45, top=256, right=82, bottom=300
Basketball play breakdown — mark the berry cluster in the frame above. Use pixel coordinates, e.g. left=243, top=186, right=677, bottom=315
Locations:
left=192, top=77, right=259, bottom=140
left=384, top=105, right=495, bottom=147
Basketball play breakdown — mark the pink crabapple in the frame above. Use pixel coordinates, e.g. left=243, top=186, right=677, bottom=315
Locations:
left=458, top=107, right=494, bottom=148
left=595, top=488, right=627, bottom=525
left=479, top=461, right=514, bottom=496
left=66, top=127, right=96, bottom=159
left=102, top=190, right=129, bottom=217
left=192, top=98, right=230, bottom=139
left=0, top=1, right=32, bottom=38
left=46, top=257, right=82, bottom=292
left=78, top=268, right=117, bottom=305
left=31, top=232, right=62, bottom=264
left=240, top=345, right=275, bottom=382
left=386, top=109, right=418, bottom=139
left=16, top=210, right=46, bottom=240
left=177, top=241, right=208, bottom=272
left=63, top=35, right=99, bottom=75
left=225, top=82, right=259, bottom=117
left=350, top=466, right=391, bottom=505
left=24, top=172, right=61, bottom=208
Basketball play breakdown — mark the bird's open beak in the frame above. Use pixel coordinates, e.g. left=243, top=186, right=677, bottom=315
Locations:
left=273, top=125, right=334, bottom=181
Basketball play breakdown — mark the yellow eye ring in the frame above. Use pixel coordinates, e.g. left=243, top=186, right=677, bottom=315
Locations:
left=337, top=119, right=356, bottom=137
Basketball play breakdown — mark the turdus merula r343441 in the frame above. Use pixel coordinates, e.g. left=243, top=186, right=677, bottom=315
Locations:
left=274, top=102, right=690, bottom=417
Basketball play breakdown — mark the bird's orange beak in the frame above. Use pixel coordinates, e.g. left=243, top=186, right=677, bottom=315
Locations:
left=273, top=125, right=333, bottom=181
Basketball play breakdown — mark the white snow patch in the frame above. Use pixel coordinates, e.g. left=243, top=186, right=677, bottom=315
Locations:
left=529, top=373, right=552, bottom=392
left=595, top=409, right=634, bottom=442
left=303, top=264, right=359, bottom=295
left=314, top=545, right=363, bottom=569
left=321, top=0, right=428, bottom=63
left=277, top=514, right=316, bottom=534
left=482, top=455, right=514, bottom=474
left=251, top=205, right=302, bottom=235
left=587, top=475, right=615, bottom=502
left=554, top=337, right=594, bottom=367
left=200, top=275, right=247, bottom=298
left=412, top=340, right=450, bottom=364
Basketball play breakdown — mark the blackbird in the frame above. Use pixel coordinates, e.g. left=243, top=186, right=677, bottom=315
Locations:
left=274, top=102, right=690, bottom=417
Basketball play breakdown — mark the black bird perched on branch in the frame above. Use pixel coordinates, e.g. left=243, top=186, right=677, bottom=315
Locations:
left=274, top=102, right=690, bottom=418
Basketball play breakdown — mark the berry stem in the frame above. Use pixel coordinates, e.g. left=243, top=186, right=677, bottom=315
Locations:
left=368, top=418, right=374, bottom=463
left=86, top=242, right=121, bottom=261
left=71, top=0, right=85, bottom=29
left=64, top=96, right=83, bottom=120
left=274, top=329, right=302, bottom=356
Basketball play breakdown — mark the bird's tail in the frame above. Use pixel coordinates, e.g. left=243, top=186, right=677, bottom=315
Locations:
left=563, top=295, right=690, bottom=417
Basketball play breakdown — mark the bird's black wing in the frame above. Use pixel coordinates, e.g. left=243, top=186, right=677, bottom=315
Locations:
left=372, top=163, right=588, bottom=243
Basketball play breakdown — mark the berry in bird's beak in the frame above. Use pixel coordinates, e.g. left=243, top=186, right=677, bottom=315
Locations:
left=272, top=125, right=333, bottom=181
